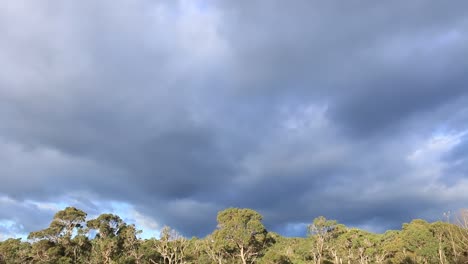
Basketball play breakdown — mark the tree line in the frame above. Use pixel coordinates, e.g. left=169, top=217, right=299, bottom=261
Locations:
left=0, top=207, right=467, bottom=264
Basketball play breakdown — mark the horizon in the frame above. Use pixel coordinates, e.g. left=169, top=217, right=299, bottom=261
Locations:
left=2, top=205, right=461, bottom=242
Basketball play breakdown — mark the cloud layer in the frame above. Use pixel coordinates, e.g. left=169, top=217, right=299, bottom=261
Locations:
left=1, top=0, right=468, bottom=237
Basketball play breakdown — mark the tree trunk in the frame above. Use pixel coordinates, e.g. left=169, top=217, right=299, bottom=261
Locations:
left=240, top=246, right=247, bottom=264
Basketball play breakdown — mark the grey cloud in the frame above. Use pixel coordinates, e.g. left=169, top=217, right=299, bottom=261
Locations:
left=214, top=0, right=468, bottom=136
left=0, top=197, right=54, bottom=236
left=1, top=0, right=468, bottom=237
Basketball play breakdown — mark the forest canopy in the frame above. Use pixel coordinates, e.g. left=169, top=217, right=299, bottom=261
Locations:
left=0, top=207, right=467, bottom=264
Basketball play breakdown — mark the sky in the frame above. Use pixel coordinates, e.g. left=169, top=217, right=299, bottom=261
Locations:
left=1, top=0, right=468, bottom=239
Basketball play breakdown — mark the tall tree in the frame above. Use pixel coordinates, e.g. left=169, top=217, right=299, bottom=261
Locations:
left=28, top=207, right=87, bottom=243
left=153, top=226, right=188, bottom=264
left=27, top=207, right=87, bottom=263
left=213, top=208, right=268, bottom=264
left=120, top=224, right=144, bottom=264
left=87, top=213, right=126, bottom=264
left=202, top=234, right=227, bottom=264
left=0, top=238, right=31, bottom=264
left=87, top=214, right=125, bottom=239
left=307, top=216, right=337, bottom=264
left=400, top=219, right=440, bottom=263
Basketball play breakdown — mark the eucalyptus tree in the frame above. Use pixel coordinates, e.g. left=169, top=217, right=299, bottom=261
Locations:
left=28, top=207, right=87, bottom=243
left=27, top=207, right=88, bottom=263
left=202, top=234, right=227, bottom=264
left=212, top=208, right=268, bottom=264
left=307, top=216, right=337, bottom=264
left=120, top=224, right=144, bottom=264
left=153, top=226, right=188, bottom=264
left=87, top=213, right=126, bottom=264
left=0, top=238, right=31, bottom=264
left=444, top=209, right=468, bottom=263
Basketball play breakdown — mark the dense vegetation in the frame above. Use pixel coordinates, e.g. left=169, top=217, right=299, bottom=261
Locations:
left=0, top=207, right=467, bottom=264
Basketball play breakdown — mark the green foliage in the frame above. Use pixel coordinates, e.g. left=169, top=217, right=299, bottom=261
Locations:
left=87, top=213, right=125, bottom=239
left=307, top=216, right=340, bottom=264
left=213, top=208, right=268, bottom=264
left=401, top=219, right=439, bottom=260
left=28, top=207, right=87, bottom=243
left=0, top=206, right=466, bottom=263
left=258, top=250, right=292, bottom=264
left=153, top=226, right=188, bottom=264
left=0, top=238, right=31, bottom=264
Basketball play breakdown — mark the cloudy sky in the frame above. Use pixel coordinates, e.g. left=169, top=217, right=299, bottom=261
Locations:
left=1, top=0, right=468, bottom=238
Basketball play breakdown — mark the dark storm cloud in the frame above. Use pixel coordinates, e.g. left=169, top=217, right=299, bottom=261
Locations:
left=213, top=0, right=468, bottom=136
left=1, top=0, right=468, bottom=238
left=0, top=196, right=54, bottom=236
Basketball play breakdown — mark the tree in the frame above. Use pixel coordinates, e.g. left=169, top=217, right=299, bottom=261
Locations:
left=27, top=207, right=87, bottom=263
left=29, top=239, right=64, bottom=264
left=213, top=208, right=268, bottom=264
left=87, top=214, right=125, bottom=239
left=202, top=234, right=228, bottom=264
left=307, top=216, right=337, bottom=264
left=0, top=238, right=31, bottom=264
left=28, top=207, right=87, bottom=243
left=68, top=234, right=91, bottom=264
left=87, top=213, right=127, bottom=264
left=400, top=219, right=440, bottom=264
left=120, top=224, right=144, bottom=264
left=443, top=209, right=468, bottom=263
left=152, top=226, right=188, bottom=264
